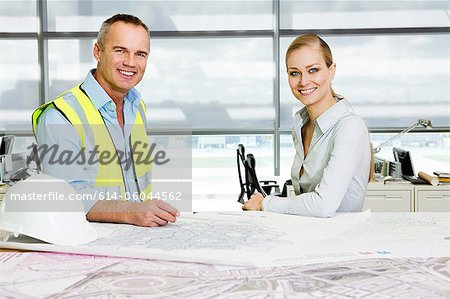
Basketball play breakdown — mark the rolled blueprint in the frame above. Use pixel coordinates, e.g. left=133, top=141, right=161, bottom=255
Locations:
left=418, top=171, right=439, bottom=186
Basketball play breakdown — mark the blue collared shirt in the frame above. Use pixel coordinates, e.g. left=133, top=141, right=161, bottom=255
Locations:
left=263, top=98, right=371, bottom=217
left=36, top=69, right=144, bottom=212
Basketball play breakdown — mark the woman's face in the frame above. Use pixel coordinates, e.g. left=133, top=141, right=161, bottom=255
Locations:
left=286, top=46, right=335, bottom=108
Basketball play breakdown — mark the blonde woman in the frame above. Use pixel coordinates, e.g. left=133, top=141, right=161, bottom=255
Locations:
left=243, top=34, right=371, bottom=217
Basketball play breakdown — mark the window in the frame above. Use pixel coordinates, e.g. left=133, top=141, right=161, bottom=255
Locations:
left=46, top=0, right=273, bottom=31
left=1, top=1, right=449, bottom=189
left=144, top=38, right=274, bottom=129
left=280, top=1, right=450, bottom=29
left=280, top=34, right=450, bottom=128
left=192, top=134, right=274, bottom=200
left=0, top=40, right=39, bottom=126
left=0, top=1, right=36, bottom=32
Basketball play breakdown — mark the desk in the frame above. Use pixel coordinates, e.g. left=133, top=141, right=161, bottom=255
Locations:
left=415, top=185, right=450, bottom=212
left=364, top=181, right=450, bottom=212
left=0, top=252, right=448, bottom=298
left=0, top=212, right=449, bottom=298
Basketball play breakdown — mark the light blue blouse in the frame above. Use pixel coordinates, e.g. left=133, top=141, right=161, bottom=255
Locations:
left=263, top=98, right=371, bottom=217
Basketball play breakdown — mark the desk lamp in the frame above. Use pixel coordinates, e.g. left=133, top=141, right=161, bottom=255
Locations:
left=373, top=119, right=432, bottom=154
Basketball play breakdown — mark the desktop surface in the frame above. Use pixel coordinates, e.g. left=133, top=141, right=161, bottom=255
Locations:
left=0, top=212, right=448, bottom=298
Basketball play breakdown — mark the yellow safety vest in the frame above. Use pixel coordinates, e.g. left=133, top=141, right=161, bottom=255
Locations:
left=32, top=85, right=152, bottom=200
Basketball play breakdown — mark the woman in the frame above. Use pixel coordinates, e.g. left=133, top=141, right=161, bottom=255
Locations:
left=243, top=34, right=371, bottom=217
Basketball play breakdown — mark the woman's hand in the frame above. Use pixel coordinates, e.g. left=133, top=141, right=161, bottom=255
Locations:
left=242, top=192, right=264, bottom=211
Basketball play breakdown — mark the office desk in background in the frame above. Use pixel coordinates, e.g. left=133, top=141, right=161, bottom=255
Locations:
left=364, top=181, right=450, bottom=212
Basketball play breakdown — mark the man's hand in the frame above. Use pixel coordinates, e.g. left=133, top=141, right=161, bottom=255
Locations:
left=87, top=199, right=180, bottom=227
left=126, top=200, right=179, bottom=227
left=242, top=192, right=264, bottom=211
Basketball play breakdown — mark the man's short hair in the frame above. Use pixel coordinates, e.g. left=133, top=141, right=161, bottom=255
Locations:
left=97, top=14, right=150, bottom=49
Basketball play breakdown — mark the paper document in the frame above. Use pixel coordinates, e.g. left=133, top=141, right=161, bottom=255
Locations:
left=0, top=252, right=448, bottom=298
left=0, top=211, right=370, bottom=267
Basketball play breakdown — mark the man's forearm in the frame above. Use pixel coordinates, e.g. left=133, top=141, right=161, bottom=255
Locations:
left=86, top=200, right=132, bottom=224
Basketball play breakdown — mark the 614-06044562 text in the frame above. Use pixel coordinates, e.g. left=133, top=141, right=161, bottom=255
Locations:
left=7, top=191, right=183, bottom=202
left=96, top=191, right=183, bottom=201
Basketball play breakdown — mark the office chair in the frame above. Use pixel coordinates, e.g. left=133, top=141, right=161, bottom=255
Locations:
left=236, top=144, right=279, bottom=204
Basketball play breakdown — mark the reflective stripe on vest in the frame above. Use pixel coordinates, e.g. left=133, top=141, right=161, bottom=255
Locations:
left=32, top=85, right=152, bottom=200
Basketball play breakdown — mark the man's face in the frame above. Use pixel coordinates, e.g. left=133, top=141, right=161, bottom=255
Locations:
left=93, top=21, right=150, bottom=97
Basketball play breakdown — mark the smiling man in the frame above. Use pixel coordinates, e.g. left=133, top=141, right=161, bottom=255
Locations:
left=32, top=14, right=179, bottom=227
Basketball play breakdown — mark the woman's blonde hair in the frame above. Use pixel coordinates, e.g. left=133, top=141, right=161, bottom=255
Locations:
left=286, top=34, right=338, bottom=97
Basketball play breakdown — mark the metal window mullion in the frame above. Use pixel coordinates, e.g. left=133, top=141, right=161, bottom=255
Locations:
left=0, top=33, right=38, bottom=38
left=273, top=0, right=280, bottom=176
left=280, top=27, right=450, bottom=37
left=148, top=128, right=276, bottom=136
left=5, top=127, right=450, bottom=138
left=37, top=0, right=49, bottom=105
left=43, top=30, right=274, bottom=39
left=41, top=27, right=450, bottom=41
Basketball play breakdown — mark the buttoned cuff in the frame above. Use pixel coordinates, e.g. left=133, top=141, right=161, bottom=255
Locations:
left=262, top=194, right=289, bottom=214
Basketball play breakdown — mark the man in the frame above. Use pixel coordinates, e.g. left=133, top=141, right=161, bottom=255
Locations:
left=32, top=14, right=179, bottom=227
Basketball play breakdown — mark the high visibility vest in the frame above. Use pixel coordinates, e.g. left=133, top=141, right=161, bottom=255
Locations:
left=32, top=85, right=152, bottom=200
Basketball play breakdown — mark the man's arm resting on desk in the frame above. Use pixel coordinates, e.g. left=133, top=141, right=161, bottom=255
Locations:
left=86, top=200, right=180, bottom=227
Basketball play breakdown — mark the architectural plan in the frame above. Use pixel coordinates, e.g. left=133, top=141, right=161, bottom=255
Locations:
left=0, top=211, right=372, bottom=266
left=1, top=212, right=449, bottom=267
left=284, top=212, right=450, bottom=265
left=92, top=212, right=289, bottom=251
left=0, top=252, right=448, bottom=298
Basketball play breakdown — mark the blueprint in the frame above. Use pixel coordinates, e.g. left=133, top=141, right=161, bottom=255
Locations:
left=0, top=252, right=448, bottom=298
left=1, top=212, right=449, bottom=267
left=92, top=212, right=288, bottom=251
left=0, top=211, right=372, bottom=266
left=286, top=212, right=450, bottom=265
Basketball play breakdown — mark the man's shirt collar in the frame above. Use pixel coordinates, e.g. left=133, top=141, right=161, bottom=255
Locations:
left=81, top=69, right=141, bottom=110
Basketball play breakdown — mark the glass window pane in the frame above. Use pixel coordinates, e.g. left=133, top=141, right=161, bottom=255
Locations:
left=280, top=0, right=450, bottom=30
left=280, top=132, right=295, bottom=182
left=0, top=1, right=37, bottom=32
left=48, top=39, right=96, bottom=99
left=145, top=38, right=274, bottom=129
left=47, top=0, right=273, bottom=31
left=192, top=134, right=274, bottom=207
left=372, top=132, right=450, bottom=175
left=281, top=132, right=450, bottom=183
left=280, top=35, right=450, bottom=129
left=49, top=38, right=274, bottom=129
left=0, top=40, right=39, bottom=126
